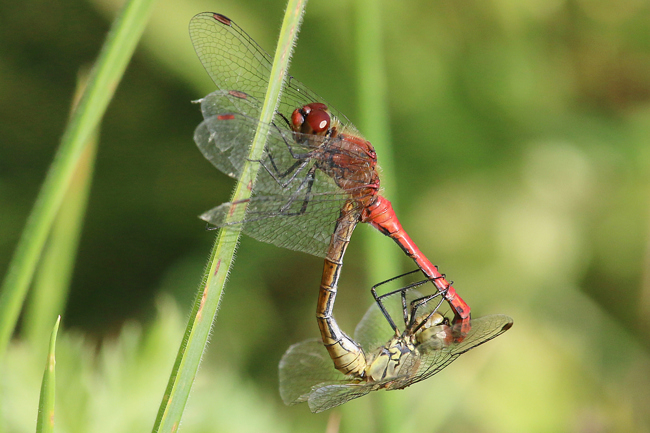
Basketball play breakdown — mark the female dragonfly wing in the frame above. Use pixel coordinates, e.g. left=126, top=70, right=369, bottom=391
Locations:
left=318, top=316, right=513, bottom=402
left=307, top=383, right=374, bottom=413
left=280, top=287, right=513, bottom=412
left=353, top=296, right=404, bottom=353
left=388, top=314, right=514, bottom=391
left=279, top=339, right=413, bottom=413
left=279, top=339, right=349, bottom=405
left=305, top=356, right=421, bottom=413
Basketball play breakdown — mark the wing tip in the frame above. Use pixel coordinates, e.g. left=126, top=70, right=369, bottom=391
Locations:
left=212, top=13, right=232, bottom=26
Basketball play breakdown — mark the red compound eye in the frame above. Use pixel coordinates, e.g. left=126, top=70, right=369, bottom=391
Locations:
left=305, top=102, right=328, bottom=111
left=291, top=109, right=305, bottom=129
left=306, top=109, right=330, bottom=133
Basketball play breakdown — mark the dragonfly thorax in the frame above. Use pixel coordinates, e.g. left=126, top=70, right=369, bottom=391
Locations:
left=364, top=336, right=417, bottom=382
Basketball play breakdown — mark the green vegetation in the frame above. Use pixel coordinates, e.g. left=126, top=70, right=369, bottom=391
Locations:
left=1, top=0, right=649, bottom=432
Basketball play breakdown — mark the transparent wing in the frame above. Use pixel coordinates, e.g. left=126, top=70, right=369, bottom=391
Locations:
left=307, top=383, right=374, bottom=413
left=200, top=188, right=354, bottom=257
left=278, top=339, right=410, bottom=413
left=307, top=364, right=417, bottom=413
left=194, top=93, right=373, bottom=257
left=189, top=12, right=357, bottom=133
left=280, top=316, right=512, bottom=411
left=353, top=298, right=402, bottom=353
left=189, top=13, right=375, bottom=257
left=385, top=314, right=514, bottom=390
left=278, top=339, right=353, bottom=405
left=193, top=90, right=264, bottom=178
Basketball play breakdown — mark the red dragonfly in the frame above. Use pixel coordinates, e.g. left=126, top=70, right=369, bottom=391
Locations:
left=280, top=277, right=512, bottom=413
left=189, top=12, right=472, bottom=360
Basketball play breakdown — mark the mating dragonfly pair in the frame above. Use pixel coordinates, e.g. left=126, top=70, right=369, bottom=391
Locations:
left=189, top=12, right=512, bottom=412
left=281, top=271, right=512, bottom=412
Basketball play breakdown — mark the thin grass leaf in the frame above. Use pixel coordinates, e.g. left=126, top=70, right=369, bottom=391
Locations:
left=35, top=316, right=61, bottom=433
left=23, top=72, right=98, bottom=349
left=151, top=2, right=308, bottom=432
left=0, top=0, right=157, bottom=360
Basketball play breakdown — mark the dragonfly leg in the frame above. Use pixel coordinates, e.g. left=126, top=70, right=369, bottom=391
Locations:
left=371, top=270, right=449, bottom=331
left=363, top=196, right=472, bottom=321
left=255, top=157, right=310, bottom=189
left=278, top=165, right=317, bottom=215
left=233, top=165, right=316, bottom=223
left=407, top=291, right=447, bottom=333
left=369, top=269, right=422, bottom=333
left=298, top=167, right=316, bottom=215
left=246, top=118, right=320, bottom=189
left=370, top=286, right=399, bottom=334
left=278, top=112, right=292, bottom=130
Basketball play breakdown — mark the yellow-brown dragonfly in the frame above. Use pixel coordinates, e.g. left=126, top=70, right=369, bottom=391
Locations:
left=280, top=277, right=512, bottom=413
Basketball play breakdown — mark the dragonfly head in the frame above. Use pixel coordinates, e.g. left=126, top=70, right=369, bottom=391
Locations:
left=414, top=313, right=453, bottom=348
left=411, top=312, right=447, bottom=331
left=291, top=103, right=331, bottom=136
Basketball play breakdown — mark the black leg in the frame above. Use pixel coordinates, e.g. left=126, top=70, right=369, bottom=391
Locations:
left=370, top=269, right=426, bottom=332
left=407, top=290, right=447, bottom=333
left=370, top=270, right=450, bottom=333
left=256, top=158, right=310, bottom=188
left=279, top=164, right=317, bottom=215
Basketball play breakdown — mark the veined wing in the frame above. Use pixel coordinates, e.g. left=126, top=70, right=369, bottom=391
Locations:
left=193, top=90, right=265, bottom=178
left=306, top=354, right=422, bottom=413
left=195, top=90, right=376, bottom=181
left=189, top=12, right=357, bottom=134
left=306, top=383, right=374, bottom=413
left=194, top=92, right=373, bottom=257
left=200, top=187, right=354, bottom=257
left=385, top=314, right=513, bottom=391
left=279, top=309, right=512, bottom=411
left=279, top=339, right=354, bottom=406
left=278, top=339, right=413, bottom=413
left=353, top=295, right=404, bottom=353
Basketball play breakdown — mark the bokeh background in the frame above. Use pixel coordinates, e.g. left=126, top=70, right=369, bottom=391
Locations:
left=1, top=0, right=649, bottom=431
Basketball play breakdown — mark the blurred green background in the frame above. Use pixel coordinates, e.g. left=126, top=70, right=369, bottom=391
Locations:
left=1, top=0, right=650, bottom=431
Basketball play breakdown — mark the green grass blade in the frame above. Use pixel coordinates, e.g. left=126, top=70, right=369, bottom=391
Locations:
left=353, top=0, right=403, bottom=431
left=23, top=73, right=98, bottom=350
left=0, top=0, right=157, bottom=360
left=35, top=316, right=61, bottom=433
left=151, top=2, right=308, bottom=432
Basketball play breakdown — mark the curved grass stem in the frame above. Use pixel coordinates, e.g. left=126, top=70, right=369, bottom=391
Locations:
left=151, top=2, right=308, bottom=432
